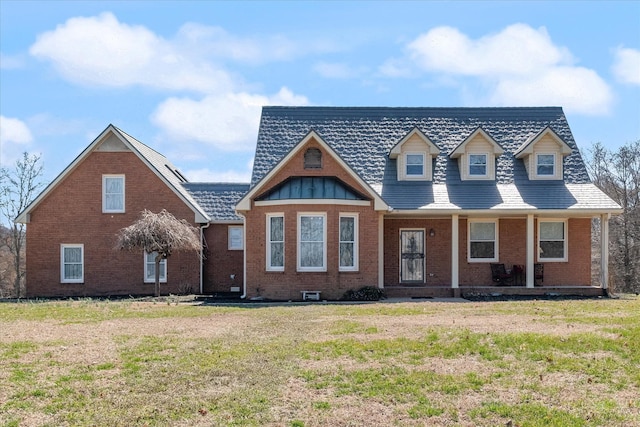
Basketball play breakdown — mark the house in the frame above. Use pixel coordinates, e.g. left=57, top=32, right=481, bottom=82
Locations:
left=17, top=107, right=622, bottom=299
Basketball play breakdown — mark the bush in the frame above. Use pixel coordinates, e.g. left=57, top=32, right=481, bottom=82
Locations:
left=342, top=286, right=386, bottom=301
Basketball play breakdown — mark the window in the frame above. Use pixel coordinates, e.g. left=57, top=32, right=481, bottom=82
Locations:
left=539, top=220, right=567, bottom=261
left=298, top=213, right=326, bottom=271
left=267, top=214, right=284, bottom=271
left=103, top=175, right=125, bottom=213
left=405, top=153, right=425, bottom=178
left=536, top=154, right=555, bottom=176
left=339, top=214, right=358, bottom=271
left=145, top=251, right=167, bottom=283
left=304, top=148, right=322, bottom=169
left=61, top=244, right=84, bottom=283
left=468, top=220, right=498, bottom=262
left=228, top=226, right=244, bottom=250
left=468, top=154, right=488, bottom=177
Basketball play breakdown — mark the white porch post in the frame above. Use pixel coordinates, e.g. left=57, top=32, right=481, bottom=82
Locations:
left=378, top=212, right=385, bottom=289
left=526, top=214, right=535, bottom=288
left=600, top=214, right=610, bottom=290
left=451, top=214, right=459, bottom=289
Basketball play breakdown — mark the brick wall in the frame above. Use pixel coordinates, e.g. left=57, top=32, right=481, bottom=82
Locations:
left=202, top=223, right=244, bottom=293
left=26, top=151, right=201, bottom=297
left=243, top=139, right=380, bottom=300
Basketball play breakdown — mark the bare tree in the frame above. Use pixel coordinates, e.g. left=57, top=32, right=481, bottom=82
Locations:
left=0, top=153, right=45, bottom=298
left=115, top=209, right=201, bottom=297
left=586, top=141, right=640, bottom=293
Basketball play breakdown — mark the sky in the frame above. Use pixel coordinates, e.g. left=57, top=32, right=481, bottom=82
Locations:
left=1, top=1, right=639, bottom=185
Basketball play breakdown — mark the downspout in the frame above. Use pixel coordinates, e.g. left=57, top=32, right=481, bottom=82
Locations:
left=199, top=223, right=211, bottom=295
left=238, top=212, right=247, bottom=299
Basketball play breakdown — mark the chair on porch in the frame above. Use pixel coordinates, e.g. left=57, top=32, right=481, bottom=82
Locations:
left=491, top=263, right=513, bottom=286
left=534, top=263, right=544, bottom=286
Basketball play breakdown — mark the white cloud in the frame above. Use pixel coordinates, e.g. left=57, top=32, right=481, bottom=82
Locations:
left=0, top=116, right=34, bottom=166
left=29, top=12, right=234, bottom=92
left=151, top=87, right=309, bottom=151
left=387, top=24, right=612, bottom=115
left=612, top=46, right=640, bottom=85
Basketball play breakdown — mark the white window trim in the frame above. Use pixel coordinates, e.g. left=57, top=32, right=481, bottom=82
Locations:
left=61, top=244, right=84, bottom=283
left=339, top=213, right=359, bottom=272
left=404, top=152, right=427, bottom=180
left=297, top=212, right=327, bottom=272
left=144, top=251, right=167, bottom=283
left=266, top=213, right=284, bottom=271
left=467, top=153, right=489, bottom=179
left=535, top=153, right=557, bottom=179
left=102, top=174, right=125, bottom=213
left=537, top=219, right=568, bottom=262
left=467, top=219, right=499, bottom=263
left=228, top=225, right=244, bottom=250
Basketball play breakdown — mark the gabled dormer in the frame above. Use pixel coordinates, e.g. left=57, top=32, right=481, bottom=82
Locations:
left=449, top=127, right=504, bottom=181
left=389, top=127, right=440, bottom=181
left=514, top=126, right=572, bottom=180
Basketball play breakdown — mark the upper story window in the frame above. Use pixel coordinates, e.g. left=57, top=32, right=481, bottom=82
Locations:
left=468, top=154, right=488, bottom=177
left=389, top=128, right=440, bottom=181
left=536, top=154, right=556, bottom=176
left=405, top=153, right=426, bottom=178
left=103, top=175, right=125, bottom=213
left=304, top=148, right=322, bottom=169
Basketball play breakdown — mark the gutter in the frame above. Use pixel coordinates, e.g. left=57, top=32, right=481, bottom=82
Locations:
left=237, top=212, right=248, bottom=299
left=199, top=222, right=211, bottom=295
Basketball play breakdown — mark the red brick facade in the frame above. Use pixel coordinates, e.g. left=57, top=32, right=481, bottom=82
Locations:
left=25, top=150, right=201, bottom=297
left=202, top=223, right=244, bottom=293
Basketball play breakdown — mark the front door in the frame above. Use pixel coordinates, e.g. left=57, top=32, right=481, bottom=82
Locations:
left=400, top=230, right=425, bottom=283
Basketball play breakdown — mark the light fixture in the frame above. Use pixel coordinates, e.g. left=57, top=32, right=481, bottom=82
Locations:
left=429, top=228, right=435, bottom=237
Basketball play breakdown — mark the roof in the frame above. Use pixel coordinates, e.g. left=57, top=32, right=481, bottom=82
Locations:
left=182, top=183, right=249, bottom=222
left=252, top=106, right=620, bottom=213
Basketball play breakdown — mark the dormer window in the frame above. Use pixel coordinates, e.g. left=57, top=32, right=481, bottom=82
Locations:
left=514, top=126, right=572, bottom=181
left=449, top=127, right=503, bottom=181
left=405, top=153, right=426, bottom=178
left=536, top=154, right=555, bottom=176
left=469, top=154, right=488, bottom=177
left=389, top=128, right=440, bottom=181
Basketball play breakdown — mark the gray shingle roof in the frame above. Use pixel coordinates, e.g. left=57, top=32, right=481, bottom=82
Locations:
left=182, top=183, right=249, bottom=222
left=252, top=107, right=619, bottom=212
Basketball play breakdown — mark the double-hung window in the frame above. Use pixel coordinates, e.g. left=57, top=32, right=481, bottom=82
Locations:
left=536, top=154, right=555, bottom=177
left=61, top=244, right=84, bottom=283
left=468, top=154, right=488, bottom=177
left=339, top=214, right=358, bottom=271
left=538, top=220, right=567, bottom=261
left=298, top=213, right=326, bottom=271
left=103, top=175, right=125, bottom=213
left=405, top=153, right=425, bottom=178
left=228, top=226, right=244, bottom=250
left=144, top=252, right=167, bottom=283
left=267, top=214, right=284, bottom=271
left=468, top=220, right=498, bottom=262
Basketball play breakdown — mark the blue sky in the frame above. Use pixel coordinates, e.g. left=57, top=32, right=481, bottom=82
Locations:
left=1, top=1, right=639, bottom=184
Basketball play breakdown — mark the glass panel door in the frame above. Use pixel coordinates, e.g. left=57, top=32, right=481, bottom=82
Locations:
left=400, top=230, right=425, bottom=283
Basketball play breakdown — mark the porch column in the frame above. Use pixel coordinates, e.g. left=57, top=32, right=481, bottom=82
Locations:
left=526, top=214, right=535, bottom=288
left=600, top=214, right=610, bottom=290
left=451, top=214, right=459, bottom=288
left=378, top=212, right=385, bottom=289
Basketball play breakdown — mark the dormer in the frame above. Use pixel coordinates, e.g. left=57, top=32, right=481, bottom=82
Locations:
left=389, top=127, right=440, bottom=181
left=449, top=127, right=503, bottom=181
left=514, top=126, right=572, bottom=180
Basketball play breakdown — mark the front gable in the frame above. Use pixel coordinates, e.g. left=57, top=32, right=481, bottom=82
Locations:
left=389, top=127, right=441, bottom=181
left=514, top=126, right=572, bottom=180
left=449, top=127, right=504, bottom=181
left=236, top=130, right=388, bottom=211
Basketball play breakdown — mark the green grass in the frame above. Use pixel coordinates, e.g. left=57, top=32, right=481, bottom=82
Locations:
left=0, top=297, right=639, bottom=426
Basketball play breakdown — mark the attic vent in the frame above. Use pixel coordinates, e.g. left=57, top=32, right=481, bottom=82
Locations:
left=304, top=148, right=322, bottom=169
